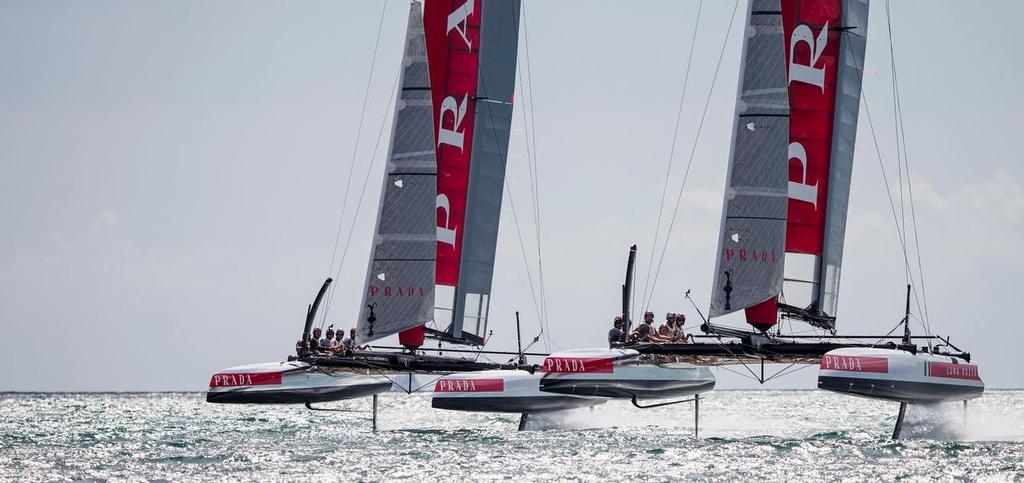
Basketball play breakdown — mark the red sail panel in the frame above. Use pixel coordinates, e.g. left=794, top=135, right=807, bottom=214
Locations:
left=782, top=0, right=842, bottom=255
left=425, top=0, right=483, bottom=286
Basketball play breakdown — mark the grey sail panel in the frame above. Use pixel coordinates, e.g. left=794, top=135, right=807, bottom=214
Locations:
left=358, top=3, right=436, bottom=344
left=448, top=0, right=521, bottom=343
left=817, top=0, right=870, bottom=321
left=710, top=2, right=789, bottom=318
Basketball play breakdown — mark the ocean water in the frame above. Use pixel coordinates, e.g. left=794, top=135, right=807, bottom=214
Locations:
left=1, top=390, right=1022, bottom=481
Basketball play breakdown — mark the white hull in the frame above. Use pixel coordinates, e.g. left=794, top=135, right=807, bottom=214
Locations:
left=431, top=369, right=605, bottom=413
left=817, top=348, right=984, bottom=403
left=539, top=349, right=716, bottom=399
left=207, top=361, right=393, bottom=404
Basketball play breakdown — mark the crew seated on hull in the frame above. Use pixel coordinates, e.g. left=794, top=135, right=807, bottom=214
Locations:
left=608, top=316, right=624, bottom=347
left=659, top=313, right=676, bottom=340
left=321, top=326, right=339, bottom=350
left=344, top=327, right=370, bottom=351
left=310, top=328, right=323, bottom=352
left=631, top=311, right=673, bottom=344
left=673, top=313, right=695, bottom=343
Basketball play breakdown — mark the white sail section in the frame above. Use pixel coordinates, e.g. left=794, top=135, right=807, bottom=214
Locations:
left=709, top=1, right=789, bottom=325
left=357, top=3, right=437, bottom=344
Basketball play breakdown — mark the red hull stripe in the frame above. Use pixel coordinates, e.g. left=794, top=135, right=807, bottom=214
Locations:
left=927, top=362, right=980, bottom=381
left=209, top=372, right=283, bottom=388
left=434, top=378, right=505, bottom=392
left=782, top=0, right=842, bottom=255
left=819, top=355, right=888, bottom=373
left=540, top=357, right=614, bottom=374
left=425, top=0, right=483, bottom=286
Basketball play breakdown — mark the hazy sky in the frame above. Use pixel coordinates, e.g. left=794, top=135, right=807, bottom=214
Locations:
left=2, top=0, right=1021, bottom=391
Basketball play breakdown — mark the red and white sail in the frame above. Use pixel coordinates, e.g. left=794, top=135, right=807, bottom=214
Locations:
left=358, top=0, right=521, bottom=347
left=419, top=0, right=521, bottom=347
left=711, top=0, right=869, bottom=331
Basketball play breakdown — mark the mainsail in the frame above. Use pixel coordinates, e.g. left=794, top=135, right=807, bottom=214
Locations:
left=359, top=0, right=521, bottom=346
left=358, top=2, right=437, bottom=344
left=421, top=0, right=521, bottom=346
left=711, top=0, right=869, bottom=331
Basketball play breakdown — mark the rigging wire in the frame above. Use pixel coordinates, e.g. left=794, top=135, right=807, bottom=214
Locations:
left=646, top=0, right=742, bottom=310
left=320, top=0, right=390, bottom=329
left=515, top=2, right=554, bottom=351
left=519, top=1, right=550, bottom=341
left=472, top=5, right=556, bottom=352
left=844, top=27, right=929, bottom=339
left=640, top=0, right=704, bottom=314
left=503, top=177, right=547, bottom=349
left=885, top=0, right=932, bottom=339
left=886, top=0, right=910, bottom=290
left=847, top=5, right=933, bottom=345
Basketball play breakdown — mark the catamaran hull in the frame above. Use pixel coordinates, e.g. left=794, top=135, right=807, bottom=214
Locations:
left=431, top=370, right=604, bottom=413
left=538, top=349, right=716, bottom=399
left=206, top=361, right=392, bottom=404
left=817, top=348, right=984, bottom=403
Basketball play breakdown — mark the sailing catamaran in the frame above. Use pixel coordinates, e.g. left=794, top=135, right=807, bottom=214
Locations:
left=622, top=0, right=983, bottom=439
left=209, top=0, right=527, bottom=406
left=208, top=0, right=715, bottom=424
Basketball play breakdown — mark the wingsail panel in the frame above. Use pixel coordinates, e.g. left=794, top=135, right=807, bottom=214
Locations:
left=358, top=3, right=437, bottom=345
left=448, top=0, right=520, bottom=343
left=817, top=0, right=869, bottom=319
left=710, top=1, right=789, bottom=322
left=425, top=0, right=483, bottom=288
left=782, top=0, right=842, bottom=257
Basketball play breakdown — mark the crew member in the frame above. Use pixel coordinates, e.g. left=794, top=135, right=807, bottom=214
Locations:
left=632, top=311, right=672, bottom=343
left=309, top=327, right=322, bottom=352
left=674, top=313, right=695, bottom=343
left=608, top=316, right=625, bottom=347
left=346, top=327, right=369, bottom=351
left=322, top=326, right=338, bottom=349
left=659, top=313, right=677, bottom=340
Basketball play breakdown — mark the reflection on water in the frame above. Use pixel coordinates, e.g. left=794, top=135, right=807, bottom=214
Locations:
left=1, top=390, right=1022, bottom=481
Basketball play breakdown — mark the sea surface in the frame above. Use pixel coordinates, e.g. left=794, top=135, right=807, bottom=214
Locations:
left=2, top=390, right=1022, bottom=481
